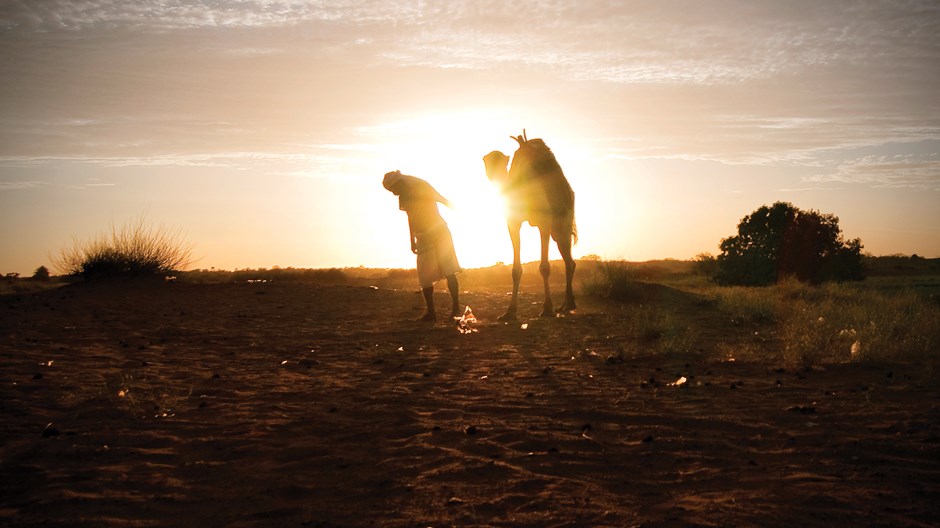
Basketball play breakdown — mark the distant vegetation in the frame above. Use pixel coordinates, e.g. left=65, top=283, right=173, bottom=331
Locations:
left=588, top=256, right=938, bottom=368
left=32, top=266, right=50, bottom=281
left=182, top=266, right=348, bottom=284
left=710, top=278, right=938, bottom=367
left=5, top=249, right=939, bottom=369
left=53, top=216, right=195, bottom=279
left=713, top=202, right=864, bottom=286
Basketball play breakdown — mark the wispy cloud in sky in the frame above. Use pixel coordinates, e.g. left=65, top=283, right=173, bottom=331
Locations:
left=808, top=152, right=940, bottom=190
left=0, top=180, right=47, bottom=191
left=3, top=1, right=936, bottom=152
left=1, top=0, right=435, bottom=31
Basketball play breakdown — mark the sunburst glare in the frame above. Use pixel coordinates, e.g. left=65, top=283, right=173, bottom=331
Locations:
left=359, top=108, right=554, bottom=268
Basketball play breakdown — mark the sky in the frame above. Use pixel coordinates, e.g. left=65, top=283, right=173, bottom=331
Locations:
left=1, top=0, right=939, bottom=275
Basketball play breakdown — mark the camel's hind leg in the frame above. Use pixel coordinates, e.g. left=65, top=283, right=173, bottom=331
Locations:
left=554, top=228, right=577, bottom=314
left=538, top=227, right=554, bottom=317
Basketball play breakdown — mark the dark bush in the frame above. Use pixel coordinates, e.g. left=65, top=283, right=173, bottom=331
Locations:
left=32, top=266, right=51, bottom=281
left=691, top=253, right=718, bottom=277
left=715, top=202, right=864, bottom=286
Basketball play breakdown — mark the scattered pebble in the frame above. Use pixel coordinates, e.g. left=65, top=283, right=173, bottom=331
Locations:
left=787, top=405, right=816, bottom=414
left=669, top=376, right=687, bottom=387
left=42, top=423, right=60, bottom=438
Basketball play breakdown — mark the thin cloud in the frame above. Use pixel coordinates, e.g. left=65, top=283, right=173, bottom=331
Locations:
left=2, top=1, right=938, bottom=187
left=0, top=147, right=381, bottom=181
left=369, top=1, right=940, bottom=86
left=774, top=187, right=844, bottom=193
left=0, top=0, right=428, bottom=31
left=0, top=152, right=304, bottom=168
left=0, top=180, right=48, bottom=191
left=806, top=153, right=940, bottom=190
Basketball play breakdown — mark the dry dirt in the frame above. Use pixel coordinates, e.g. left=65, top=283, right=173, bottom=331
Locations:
left=1, top=280, right=938, bottom=527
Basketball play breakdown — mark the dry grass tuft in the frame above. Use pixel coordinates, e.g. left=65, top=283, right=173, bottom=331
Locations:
left=53, top=215, right=195, bottom=279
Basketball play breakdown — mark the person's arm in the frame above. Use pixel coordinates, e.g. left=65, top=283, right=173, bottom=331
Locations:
left=434, top=190, right=453, bottom=209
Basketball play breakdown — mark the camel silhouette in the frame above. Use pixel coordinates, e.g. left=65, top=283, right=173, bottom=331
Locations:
left=483, top=130, right=577, bottom=320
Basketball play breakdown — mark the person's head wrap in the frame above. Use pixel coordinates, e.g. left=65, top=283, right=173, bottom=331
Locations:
left=383, top=170, right=404, bottom=190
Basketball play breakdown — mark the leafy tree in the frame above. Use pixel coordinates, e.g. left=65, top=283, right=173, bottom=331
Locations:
left=715, top=202, right=864, bottom=286
left=32, top=265, right=51, bottom=281
left=691, top=253, right=718, bottom=276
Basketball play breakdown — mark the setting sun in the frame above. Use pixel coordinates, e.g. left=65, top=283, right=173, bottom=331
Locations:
left=363, top=109, right=588, bottom=269
left=445, top=178, right=509, bottom=268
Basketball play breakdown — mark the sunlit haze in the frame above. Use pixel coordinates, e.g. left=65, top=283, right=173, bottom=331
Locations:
left=1, top=1, right=938, bottom=274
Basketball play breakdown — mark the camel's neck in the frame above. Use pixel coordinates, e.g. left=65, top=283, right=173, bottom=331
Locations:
left=491, top=166, right=509, bottom=184
left=485, top=165, right=509, bottom=188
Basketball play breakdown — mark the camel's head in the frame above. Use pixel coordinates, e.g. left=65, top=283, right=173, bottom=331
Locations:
left=482, top=150, right=510, bottom=186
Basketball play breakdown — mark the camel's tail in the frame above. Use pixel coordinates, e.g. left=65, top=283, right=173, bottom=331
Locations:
left=569, top=193, right=578, bottom=245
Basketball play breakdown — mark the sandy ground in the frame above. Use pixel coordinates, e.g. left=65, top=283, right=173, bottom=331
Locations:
left=1, top=280, right=938, bottom=527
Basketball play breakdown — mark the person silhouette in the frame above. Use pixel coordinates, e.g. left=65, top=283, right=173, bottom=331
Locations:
left=383, top=170, right=461, bottom=322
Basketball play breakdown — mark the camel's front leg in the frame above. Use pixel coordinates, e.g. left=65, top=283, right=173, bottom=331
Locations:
left=498, top=223, right=523, bottom=321
left=538, top=228, right=554, bottom=317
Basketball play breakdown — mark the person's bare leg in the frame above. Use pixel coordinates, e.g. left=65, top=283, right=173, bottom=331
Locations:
left=420, top=286, right=436, bottom=322
left=446, top=274, right=459, bottom=317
